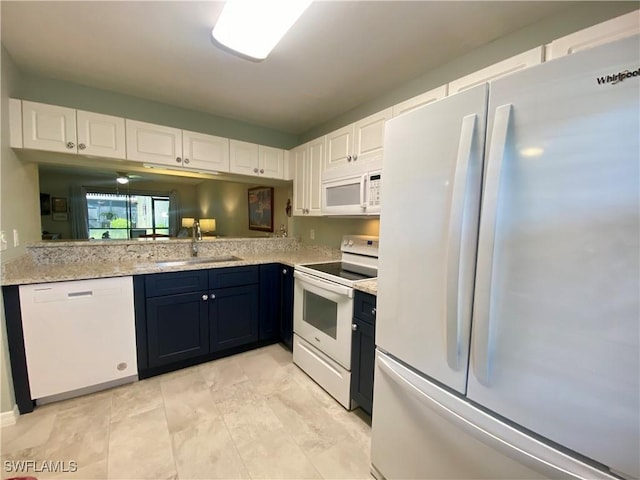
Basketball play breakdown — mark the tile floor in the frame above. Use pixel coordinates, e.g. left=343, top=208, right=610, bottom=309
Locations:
left=1, top=344, right=372, bottom=480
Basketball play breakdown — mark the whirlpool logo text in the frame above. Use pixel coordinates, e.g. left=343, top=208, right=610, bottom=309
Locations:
left=596, top=68, right=640, bottom=85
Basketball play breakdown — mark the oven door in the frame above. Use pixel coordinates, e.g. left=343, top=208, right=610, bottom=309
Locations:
left=293, top=270, right=354, bottom=369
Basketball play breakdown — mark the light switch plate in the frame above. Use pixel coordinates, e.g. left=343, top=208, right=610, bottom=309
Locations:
left=0, top=231, right=7, bottom=251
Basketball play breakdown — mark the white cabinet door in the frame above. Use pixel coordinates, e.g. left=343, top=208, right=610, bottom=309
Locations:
left=183, top=130, right=230, bottom=173
left=306, top=136, right=324, bottom=215
left=448, top=47, right=544, bottom=94
left=392, top=85, right=448, bottom=117
left=125, top=119, right=182, bottom=166
left=77, top=110, right=126, bottom=159
left=291, top=137, right=325, bottom=216
left=325, top=124, right=354, bottom=171
left=22, top=101, right=77, bottom=153
left=292, top=144, right=307, bottom=216
left=353, top=107, right=392, bottom=169
left=258, top=145, right=284, bottom=179
left=229, top=139, right=259, bottom=176
left=548, top=10, right=639, bottom=60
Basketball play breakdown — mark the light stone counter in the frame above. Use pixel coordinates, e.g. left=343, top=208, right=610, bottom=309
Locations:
left=354, top=279, right=378, bottom=296
left=2, top=238, right=341, bottom=286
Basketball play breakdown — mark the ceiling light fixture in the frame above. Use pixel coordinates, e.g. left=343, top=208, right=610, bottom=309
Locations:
left=212, top=0, right=312, bottom=61
left=116, top=173, right=130, bottom=184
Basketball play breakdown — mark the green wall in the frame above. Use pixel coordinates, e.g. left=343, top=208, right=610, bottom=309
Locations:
left=16, top=73, right=299, bottom=150
left=300, top=2, right=637, bottom=142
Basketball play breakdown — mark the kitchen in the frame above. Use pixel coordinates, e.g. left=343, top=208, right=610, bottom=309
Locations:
left=1, top=2, right=639, bottom=479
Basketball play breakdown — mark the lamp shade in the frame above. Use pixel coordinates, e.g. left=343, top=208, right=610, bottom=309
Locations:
left=200, top=218, right=216, bottom=233
left=181, top=217, right=195, bottom=228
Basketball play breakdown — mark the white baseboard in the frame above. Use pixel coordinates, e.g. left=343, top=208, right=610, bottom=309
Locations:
left=0, top=405, right=19, bottom=427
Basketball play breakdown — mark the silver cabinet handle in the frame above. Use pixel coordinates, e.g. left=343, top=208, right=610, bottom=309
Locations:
left=210, top=293, right=216, bottom=300
left=253, top=168, right=259, bottom=173
left=260, top=169, right=264, bottom=174
left=282, top=268, right=288, bottom=275
left=78, top=143, right=86, bottom=150
left=184, top=158, right=190, bottom=164
left=353, top=154, right=358, bottom=161
left=202, top=294, right=208, bottom=301
left=66, top=142, right=75, bottom=149
left=346, top=154, right=352, bottom=162
left=176, top=157, right=182, bottom=163
left=371, top=307, right=377, bottom=316
left=352, top=323, right=358, bottom=331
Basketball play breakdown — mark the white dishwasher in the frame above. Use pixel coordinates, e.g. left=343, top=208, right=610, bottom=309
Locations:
left=19, top=276, right=138, bottom=402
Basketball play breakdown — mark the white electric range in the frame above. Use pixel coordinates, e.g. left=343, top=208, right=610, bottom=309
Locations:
left=293, top=235, right=379, bottom=409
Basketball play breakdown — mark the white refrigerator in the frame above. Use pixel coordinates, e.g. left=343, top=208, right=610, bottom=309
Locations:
left=372, top=35, right=639, bottom=480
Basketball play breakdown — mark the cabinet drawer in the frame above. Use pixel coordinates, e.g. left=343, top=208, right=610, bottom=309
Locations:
left=354, top=291, right=377, bottom=324
left=145, top=270, right=208, bottom=297
left=210, top=266, right=259, bottom=288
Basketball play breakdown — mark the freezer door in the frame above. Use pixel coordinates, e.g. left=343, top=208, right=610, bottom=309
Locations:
left=469, top=36, right=639, bottom=479
left=371, top=351, right=617, bottom=480
left=377, top=84, right=488, bottom=394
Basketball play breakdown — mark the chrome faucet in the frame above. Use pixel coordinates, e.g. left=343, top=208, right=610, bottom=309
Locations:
left=191, top=220, right=202, bottom=257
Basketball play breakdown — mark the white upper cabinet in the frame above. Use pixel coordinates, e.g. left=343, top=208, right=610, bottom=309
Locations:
left=125, top=120, right=183, bottom=166
left=392, top=85, right=448, bottom=117
left=21, top=101, right=125, bottom=159
left=292, top=137, right=324, bottom=216
left=258, top=145, right=285, bottom=179
left=325, top=107, right=392, bottom=174
left=22, top=101, right=77, bottom=153
left=230, top=139, right=259, bottom=176
left=77, top=110, right=126, bottom=159
left=548, top=10, right=640, bottom=60
left=448, top=47, right=544, bottom=94
left=230, top=140, right=285, bottom=179
left=182, top=130, right=229, bottom=172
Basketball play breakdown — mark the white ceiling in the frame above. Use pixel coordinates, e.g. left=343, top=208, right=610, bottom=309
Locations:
left=2, top=1, right=576, bottom=135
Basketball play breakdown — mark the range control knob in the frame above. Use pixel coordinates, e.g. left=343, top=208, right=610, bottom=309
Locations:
left=348, top=240, right=354, bottom=247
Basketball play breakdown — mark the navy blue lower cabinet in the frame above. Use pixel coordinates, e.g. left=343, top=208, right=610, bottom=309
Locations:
left=259, top=264, right=281, bottom=342
left=280, top=265, right=294, bottom=350
left=146, top=291, right=210, bottom=368
left=210, top=285, right=259, bottom=352
left=351, top=291, right=377, bottom=415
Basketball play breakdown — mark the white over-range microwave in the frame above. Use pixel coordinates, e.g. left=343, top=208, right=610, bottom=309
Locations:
left=321, top=170, right=381, bottom=215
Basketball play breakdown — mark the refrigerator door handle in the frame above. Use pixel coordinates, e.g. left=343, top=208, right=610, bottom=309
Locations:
left=473, top=103, right=512, bottom=386
left=445, top=113, right=477, bottom=370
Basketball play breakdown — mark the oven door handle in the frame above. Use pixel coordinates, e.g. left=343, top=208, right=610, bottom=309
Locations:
left=294, top=270, right=353, bottom=298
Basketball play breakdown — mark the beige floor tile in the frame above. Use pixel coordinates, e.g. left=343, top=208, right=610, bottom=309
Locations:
left=171, top=416, right=249, bottom=479
left=199, top=355, right=249, bottom=392
left=222, top=401, right=286, bottom=443
left=107, top=406, right=176, bottom=480
left=110, top=377, right=163, bottom=423
left=308, top=437, right=371, bottom=480
left=232, top=429, right=322, bottom=480
left=208, top=379, right=262, bottom=416
left=266, top=343, right=294, bottom=366
left=1, top=408, right=57, bottom=454
left=266, top=383, right=351, bottom=456
left=160, top=370, right=220, bottom=434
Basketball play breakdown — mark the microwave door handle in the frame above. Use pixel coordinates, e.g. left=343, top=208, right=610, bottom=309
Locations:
left=294, top=270, right=354, bottom=298
left=360, top=174, right=367, bottom=209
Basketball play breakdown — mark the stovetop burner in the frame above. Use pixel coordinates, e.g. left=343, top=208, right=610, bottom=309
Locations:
left=301, top=261, right=377, bottom=282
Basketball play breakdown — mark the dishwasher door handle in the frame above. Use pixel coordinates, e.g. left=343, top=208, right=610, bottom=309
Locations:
left=67, top=291, right=93, bottom=298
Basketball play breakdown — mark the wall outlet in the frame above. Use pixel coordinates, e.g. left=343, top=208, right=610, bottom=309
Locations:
left=310, top=229, right=315, bottom=240
left=0, top=231, right=7, bottom=251
left=13, top=228, right=19, bottom=247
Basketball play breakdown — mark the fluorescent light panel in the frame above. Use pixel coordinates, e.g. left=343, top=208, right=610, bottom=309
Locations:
left=212, top=0, right=311, bottom=60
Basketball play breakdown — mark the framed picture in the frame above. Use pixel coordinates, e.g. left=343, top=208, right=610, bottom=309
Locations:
left=248, top=186, right=274, bottom=232
left=51, top=196, right=68, bottom=213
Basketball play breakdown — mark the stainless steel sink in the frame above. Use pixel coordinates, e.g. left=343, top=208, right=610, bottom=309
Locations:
left=155, top=255, right=242, bottom=267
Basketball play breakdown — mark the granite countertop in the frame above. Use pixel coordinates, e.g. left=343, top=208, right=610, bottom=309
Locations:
left=1, top=248, right=342, bottom=286
left=354, top=279, right=378, bottom=296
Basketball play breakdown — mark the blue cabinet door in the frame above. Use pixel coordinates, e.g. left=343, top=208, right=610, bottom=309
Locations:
left=280, top=265, right=294, bottom=350
left=259, top=264, right=280, bottom=341
left=351, top=291, right=376, bottom=414
left=210, top=285, right=259, bottom=352
left=146, top=291, right=209, bottom=367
